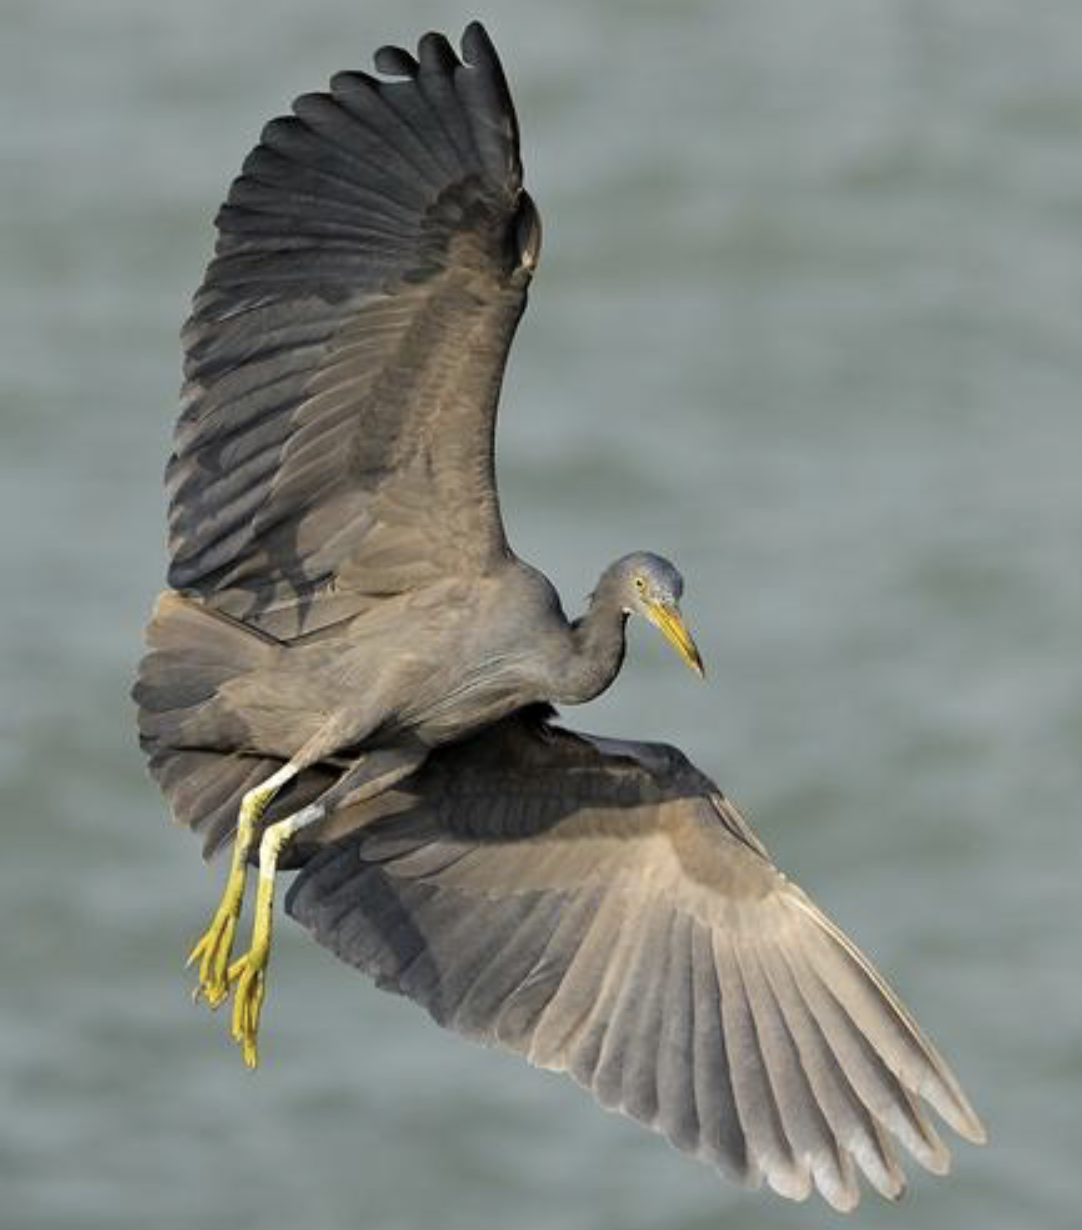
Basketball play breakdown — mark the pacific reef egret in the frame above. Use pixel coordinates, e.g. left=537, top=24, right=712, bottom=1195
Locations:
left=134, top=22, right=984, bottom=1209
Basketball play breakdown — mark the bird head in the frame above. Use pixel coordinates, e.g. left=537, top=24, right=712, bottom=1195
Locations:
left=613, top=552, right=704, bottom=678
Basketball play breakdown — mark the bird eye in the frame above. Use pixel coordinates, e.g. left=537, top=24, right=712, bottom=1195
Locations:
left=634, top=575, right=646, bottom=592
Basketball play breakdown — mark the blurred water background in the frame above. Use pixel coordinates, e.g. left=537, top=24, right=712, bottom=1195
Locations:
left=2, top=1, right=1081, bottom=1227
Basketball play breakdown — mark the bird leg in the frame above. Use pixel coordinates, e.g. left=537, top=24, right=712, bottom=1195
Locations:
left=227, top=801, right=325, bottom=1068
left=186, top=762, right=299, bottom=1007
left=223, top=742, right=430, bottom=1067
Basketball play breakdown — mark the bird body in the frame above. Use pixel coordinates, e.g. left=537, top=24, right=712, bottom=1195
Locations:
left=133, top=21, right=984, bottom=1209
left=146, top=549, right=657, bottom=763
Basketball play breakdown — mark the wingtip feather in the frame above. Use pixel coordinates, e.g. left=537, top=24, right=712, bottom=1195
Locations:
left=373, top=45, right=418, bottom=78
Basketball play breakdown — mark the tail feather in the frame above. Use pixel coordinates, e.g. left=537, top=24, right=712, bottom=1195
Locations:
left=134, top=591, right=277, bottom=747
left=134, top=591, right=333, bottom=860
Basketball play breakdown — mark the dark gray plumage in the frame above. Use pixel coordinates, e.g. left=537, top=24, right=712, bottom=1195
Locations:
left=140, top=20, right=696, bottom=813
left=132, top=21, right=984, bottom=1207
left=285, top=712, right=985, bottom=1209
left=167, top=22, right=535, bottom=638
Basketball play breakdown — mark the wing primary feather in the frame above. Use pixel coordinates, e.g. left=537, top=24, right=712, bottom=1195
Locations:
left=736, top=943, right=855, bottom=1210
left=418, top=31, right=460, bottom=72
left=256, top=108, right=428, bottom=215
left=615, top=903, right=674, bottom=1128
left=767, top=943, right=906, bottom=1200
left=654, top=910, right=700, bottom=1154
left=561, top=887, right=646, bottom=1091
left=526, top=887, right=627, bottom=1072
left=689, top=919, right=754, bottom=1183
left=238, top=148, right=421, bottom=227
left=785, top=932, right=952, bottom=1173
left=587, top=903, right=665, bottom=1119
left=415, top=35, right=486, bottom=176
left=266, top=106, right=432, bottom=205
left=328, top=72, right=450, bottom=191
left=373, top=45, right=419, bottom=78
left=369, top=79, right=461, bottom=182
left=505, top=888, right=605, bottom=1054
left=793, top=910, right=985, bottom=1143
left=290, top=93, right=436, bottom=194
left=715, top=933, right=811, bottom=1201
left=457, top=21, right=521, bottom=177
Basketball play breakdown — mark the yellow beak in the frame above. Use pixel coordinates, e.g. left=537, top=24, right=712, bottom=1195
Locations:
left=646, top=600, right=705, bottom=678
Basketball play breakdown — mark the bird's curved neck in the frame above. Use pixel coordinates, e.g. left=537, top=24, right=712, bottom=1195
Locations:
left=559, top=584, right=628, bottom=706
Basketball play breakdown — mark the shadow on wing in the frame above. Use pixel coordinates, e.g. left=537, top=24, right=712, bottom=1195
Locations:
left=287, top=711, right=985, bottom=1210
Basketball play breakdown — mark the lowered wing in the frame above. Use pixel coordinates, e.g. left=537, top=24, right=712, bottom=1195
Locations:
left=287, top=714, right=985, bottom=1210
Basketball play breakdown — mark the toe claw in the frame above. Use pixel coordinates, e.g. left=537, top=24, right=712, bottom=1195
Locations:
left=186, top=934, right=207, bottom=970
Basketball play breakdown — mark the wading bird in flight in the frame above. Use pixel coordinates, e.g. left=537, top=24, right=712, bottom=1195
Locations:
left=134, top=22, right=984, bottom=1210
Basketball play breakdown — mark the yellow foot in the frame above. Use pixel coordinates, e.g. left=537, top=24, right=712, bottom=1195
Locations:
left=186, top=895, right=242, bottom=1008
left=228, top=945, right=269, bottom=1069
left=191, top=784, right=303, bottom=1067
left=184, top=770, right=289, bottom=1009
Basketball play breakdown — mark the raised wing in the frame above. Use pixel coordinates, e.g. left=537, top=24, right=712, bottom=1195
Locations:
left=167, top=23, right=540, bottom=638
left=287, top=715, right=985, bottom=1211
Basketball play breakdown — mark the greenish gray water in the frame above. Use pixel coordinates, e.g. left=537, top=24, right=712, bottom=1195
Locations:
left=2, top=1, right=1080, bottom=1227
